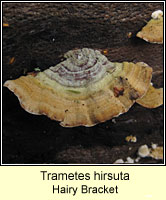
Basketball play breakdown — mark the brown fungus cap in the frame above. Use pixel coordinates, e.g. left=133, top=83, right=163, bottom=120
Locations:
left=137, top=10, right=163, bottom=44
left=4, top=48, right=163, bottom=127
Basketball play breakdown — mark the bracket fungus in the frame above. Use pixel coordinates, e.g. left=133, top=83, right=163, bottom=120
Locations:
left=4, top=48, right=163, bottom=127
left=136, top=10, right=163, bottom=44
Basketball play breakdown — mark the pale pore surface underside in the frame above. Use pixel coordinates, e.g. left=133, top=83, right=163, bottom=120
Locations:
left=136, top=17, right=163, bottom=44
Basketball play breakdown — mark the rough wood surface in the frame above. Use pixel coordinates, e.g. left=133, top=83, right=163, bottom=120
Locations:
left=2, top=2, right=163, bottom=164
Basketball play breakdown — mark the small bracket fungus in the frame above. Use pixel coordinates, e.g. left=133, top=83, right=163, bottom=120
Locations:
left=149, top=146, right=163, bottom=160
left=4, top=48, right=163, bottom=127
left=113, top=159, right=124, bottom=164
left=138, top=144, right=150, bottom=158
left=151, top=10, right=163, bottom=20
left=137, top=10, right=163, bottom=44
left=125, top=135, right=137, bottom=143
left=137, top=144, right=163, bottom=160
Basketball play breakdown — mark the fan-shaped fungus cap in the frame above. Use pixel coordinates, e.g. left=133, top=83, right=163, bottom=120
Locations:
left=136, top=10, right=163, bottom=44
left=4, top=48, right=163, bottom=127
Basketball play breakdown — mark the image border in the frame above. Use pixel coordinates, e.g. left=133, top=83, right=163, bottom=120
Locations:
left=1, top=0, right=165, bottom=166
